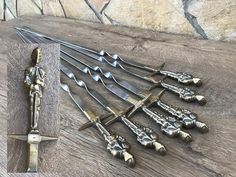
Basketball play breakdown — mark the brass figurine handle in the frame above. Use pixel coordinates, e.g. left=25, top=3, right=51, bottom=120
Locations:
left=121, top=116, right=166, bottom=155
left=159, top=70, right=202, bottom=86
left=159, top=82, right=206, bottom=105
left=24, top=47, right=46, bottom=130
left=142, top=107, right=192, bottom=142
left=97, top=122, right=135, bottom=167
left=156, top=100, right=208, bottom=133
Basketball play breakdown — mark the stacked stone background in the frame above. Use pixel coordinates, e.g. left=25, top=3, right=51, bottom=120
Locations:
left=0, top=0, right=235, bottom=42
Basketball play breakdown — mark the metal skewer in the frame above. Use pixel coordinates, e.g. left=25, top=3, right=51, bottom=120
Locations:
left=15, top=27, right=206, bottom=105
left=61, top=83, right=135, bottom=167
left=18, top=31, right=208, bottom=133
left=15, top=27, right=202, bottom=86
left=61, top=64, right=166, bottom=154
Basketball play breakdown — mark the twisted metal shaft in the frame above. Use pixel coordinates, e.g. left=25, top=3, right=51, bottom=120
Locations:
left=15, top=28, right=206, bottom=104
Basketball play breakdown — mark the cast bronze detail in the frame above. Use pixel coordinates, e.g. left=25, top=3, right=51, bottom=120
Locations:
left=15, top=27, right=205, bottom=104
left=8, top=48, right=57, bottom=173
left=60, top=64, right=166, bottom=155
left=59, top=56, right=192, bottom=143
left=60, top=83, right=135, bottom=167
left=105, top=76, right=209, bottom=133
left=15, top=30, right=206, bottom=138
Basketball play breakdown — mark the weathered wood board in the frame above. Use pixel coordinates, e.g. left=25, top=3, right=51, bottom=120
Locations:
left=0, top=15, right=235, bottom=176
left=7, top=43, right=60, bottom=173
left=0, top=41, right=9, bottom=177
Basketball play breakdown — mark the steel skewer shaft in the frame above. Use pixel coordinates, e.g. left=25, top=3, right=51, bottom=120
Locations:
left=60, top=56, right=192, bottom=142
left=15, top=27, right=206, bottom=104
left=61, top=64, right=166, bottom=154
left=61, top=83, right=135, bottom=167
left=15, top=27, right=202, bottom=86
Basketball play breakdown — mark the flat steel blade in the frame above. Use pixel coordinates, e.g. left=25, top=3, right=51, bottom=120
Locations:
left=27, top=143, right=39, bottom=173
left=106, top=84, right=138, bottom=106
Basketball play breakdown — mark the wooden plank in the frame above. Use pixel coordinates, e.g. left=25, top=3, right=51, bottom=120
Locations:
left=0, top=41, right=8, bottom=177
left=0, top=15, right=235, bottom=176
left=7, top=43, right=60, bottom=173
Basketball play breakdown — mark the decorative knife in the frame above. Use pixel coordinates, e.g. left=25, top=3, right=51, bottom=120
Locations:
left=15, top=27, right=206, bottom=104
left=60, top=83, right=135, bottom=167
left=15, top=27, right=202, bottom=86
left=60, top=64, right=166, bottom=154
left=60, top=56, right=192, bottom=143
left=8, top=47, right=57, bottom=172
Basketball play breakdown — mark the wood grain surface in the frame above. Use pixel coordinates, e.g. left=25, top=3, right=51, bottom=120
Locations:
left=0, top=15, right=236, bottom=177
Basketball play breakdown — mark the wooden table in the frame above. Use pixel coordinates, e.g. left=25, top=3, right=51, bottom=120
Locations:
left=0, top=15, right=236, bottom=177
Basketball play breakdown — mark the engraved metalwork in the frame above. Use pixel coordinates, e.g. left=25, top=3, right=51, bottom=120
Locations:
left=79, top=66, right=208, bottom=133
left=105, top=77, right=208, bottom=133
left=16, top=30, right=207, bottom=135
left=59, top=56, right=192, bottom=142
left=61, top=64, right=166, bottom=154
left=8, top=48, right=57, bottom=173
left=24, top=47, right=46, bottom=129
left=15, top=27, right=202, bottom=86
left=156, top=96, right=208, bottom=133
left=150, top=79, right=206, bottom=105
left=15, top=27, right=206, bottom=104
left=59, top=49, right=208, bottom=133
left=61, top=83, right=135, bottom=167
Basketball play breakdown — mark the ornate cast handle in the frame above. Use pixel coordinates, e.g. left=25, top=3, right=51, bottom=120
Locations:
left=159, top=70, right=202, bottom=86
left=142, top=107, right=192, bottom=142
left=24, top=47, right=46, bottom=130
left=121, top=116, right=166, bottom=155
left=160, top=82, right=206, bottom=105
left=156, top=101, right=208, bottom=133
left=95, top=122, right=135, bottom=167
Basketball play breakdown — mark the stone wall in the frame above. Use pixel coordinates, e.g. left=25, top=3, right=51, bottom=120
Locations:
left=0, top=0, right=235, bottom=42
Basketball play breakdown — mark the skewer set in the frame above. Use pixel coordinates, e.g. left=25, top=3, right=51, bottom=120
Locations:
left=15, top=27, right=209, bottom=167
